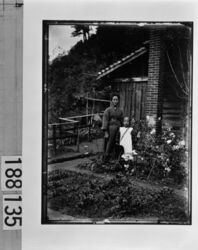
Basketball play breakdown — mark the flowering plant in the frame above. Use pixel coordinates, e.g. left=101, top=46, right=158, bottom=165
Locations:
left=132, top=120, right=188, bottom=184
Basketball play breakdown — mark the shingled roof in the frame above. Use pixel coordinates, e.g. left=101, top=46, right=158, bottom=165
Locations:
left=97, top=41, right=149, bottom=80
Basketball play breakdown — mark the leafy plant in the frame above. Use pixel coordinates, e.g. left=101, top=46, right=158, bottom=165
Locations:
left=48, top=169, right=188, bottom=222
left=133, top=121, right=188, bottom=184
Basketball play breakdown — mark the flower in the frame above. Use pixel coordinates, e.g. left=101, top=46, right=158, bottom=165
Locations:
left=146, top=115, right=156, bottom=127
left=137, top=132, right=141, bottom=138
left=179, top=140, right=185, bottom=147
left=173, top=145, right=179, bottom=150
left=165, top=167, right=171, bottom=172
left=122, top=153, right=134, bottom=161
left=167, top=140, right=172, bottom=144
left=124, top=164, right=129, bottom=169
left=170, top=132, right=175, bottom=138
left=132, top=150, right=138, bottom=155
left=150, top=128, right=156, bottom=135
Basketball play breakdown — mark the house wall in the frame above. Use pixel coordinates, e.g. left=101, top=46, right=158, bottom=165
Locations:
left=146, top=26, right=191, bottom=137
left=112, top=78, right=147, bottom=122
left=161, top=25, right=191, bottom=136
left=162, top=87, right=186, bottom=134
left=101, top=25, right=191, bottom=137
left=0, top=1, right=23, bottom=249
left=162, top=55, right=187, bottom=135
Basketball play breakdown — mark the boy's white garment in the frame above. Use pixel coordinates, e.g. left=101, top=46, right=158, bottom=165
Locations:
left=119, top=127, right=133, bottom=156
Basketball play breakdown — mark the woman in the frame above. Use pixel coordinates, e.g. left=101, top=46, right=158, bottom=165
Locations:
left=102, top=94, right=123, bottom=162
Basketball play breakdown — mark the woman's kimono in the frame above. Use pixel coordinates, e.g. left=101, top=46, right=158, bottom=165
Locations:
left=102, top=104, right=123, bottom=159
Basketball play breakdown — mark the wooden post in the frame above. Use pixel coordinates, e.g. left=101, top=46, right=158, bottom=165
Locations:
left=76, top=122, right=80, bottom=152
left=93, top=87, right=96, bottom=113
left=59, top=122, right=63, bottom=145
left=86, top=92, right=90, bottom=141
left=86, top=92, right=89, bottom=125
left=88, top=122, right=91, bottom=142
left=53, top=124, right=57, bottom=155
left=73, top=121, right=77, bottom=145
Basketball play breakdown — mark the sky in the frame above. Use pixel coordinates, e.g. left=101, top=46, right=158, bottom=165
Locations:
left=49, top=25, right=97, bottom=62
left=49, top=25, right=82, bottom=61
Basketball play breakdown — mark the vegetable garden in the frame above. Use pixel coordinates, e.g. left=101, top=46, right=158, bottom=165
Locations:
left=47, top=121, right=190, bottom=223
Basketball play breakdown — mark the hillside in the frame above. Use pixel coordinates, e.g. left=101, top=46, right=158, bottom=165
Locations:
left=48, top=25, right=149, bottom=123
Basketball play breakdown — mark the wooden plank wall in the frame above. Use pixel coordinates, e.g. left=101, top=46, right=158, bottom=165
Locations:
left=0, top=1, right=23, bottom=249
left=162, top=95, right=186, bottom=135
left=114, top=81, right=147, bottom=122
left=113, top=78, right=186, bottom=135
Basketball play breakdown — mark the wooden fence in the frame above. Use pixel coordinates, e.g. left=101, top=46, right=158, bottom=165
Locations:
left=48, top=113, right=103, bottom=155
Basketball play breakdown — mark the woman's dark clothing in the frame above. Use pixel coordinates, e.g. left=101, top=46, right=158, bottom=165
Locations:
left=102, top=105, right=123, bottom=159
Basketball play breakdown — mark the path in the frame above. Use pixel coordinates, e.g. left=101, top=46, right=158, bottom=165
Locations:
left=49, top=138, right=104, bottom=163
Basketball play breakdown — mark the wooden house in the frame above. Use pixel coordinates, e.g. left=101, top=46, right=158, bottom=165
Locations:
left=96, top=24, right=192, bottom=138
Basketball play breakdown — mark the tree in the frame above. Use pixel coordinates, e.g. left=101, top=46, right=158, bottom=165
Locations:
left=164, top=27, right=191, bottom=99
left=71, top=25, right=91, bottom=42
left=49, top=25, right=149, bottom=122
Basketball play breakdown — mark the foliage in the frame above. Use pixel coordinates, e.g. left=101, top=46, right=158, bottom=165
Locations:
left=48, top=169, right=188, bottom=222
left=71, top=25, right=91, bottom=41
left=79, top=120, right=188, bottom=185
left=48, top=26, right=149, bottom=122
left=78, top=157, right=122, bottom=174
left=133, top=121, right=188, bottom=184
left=164, top=26, right=191, bottom=99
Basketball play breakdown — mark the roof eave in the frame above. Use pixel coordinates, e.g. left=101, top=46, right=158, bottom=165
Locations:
left=96, top=46, right=148, bottom=80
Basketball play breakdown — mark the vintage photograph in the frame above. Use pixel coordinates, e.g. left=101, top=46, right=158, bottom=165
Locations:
left=42, top=21, right=192, bottom=224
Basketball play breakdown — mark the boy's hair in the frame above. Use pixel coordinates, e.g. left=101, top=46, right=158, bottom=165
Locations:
left=111, top=93, right=120, bottom=100
left=123, top=116, right=130, bottom=126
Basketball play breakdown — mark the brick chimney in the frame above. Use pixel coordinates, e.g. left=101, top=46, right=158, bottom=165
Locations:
left=146, top=28, right=165, bottom=132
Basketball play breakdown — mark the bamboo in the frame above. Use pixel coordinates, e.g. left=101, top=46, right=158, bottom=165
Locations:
left=53, top=124, right=57, bottom=155
left=85, top=97, right=111, bottom=103
left=59, top=112, right=104, bottom=121
left=76, top=122, right=80, bottom=152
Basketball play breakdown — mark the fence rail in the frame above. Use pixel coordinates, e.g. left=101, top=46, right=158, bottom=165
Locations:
left=48, top=113, right=103, bottom=155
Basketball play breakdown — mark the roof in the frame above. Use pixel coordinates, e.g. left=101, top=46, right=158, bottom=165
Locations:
left=96, top=41, right=149, bottom=80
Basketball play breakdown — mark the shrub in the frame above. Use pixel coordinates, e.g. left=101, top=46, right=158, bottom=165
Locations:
left=132, top=121, right=188, bottom=184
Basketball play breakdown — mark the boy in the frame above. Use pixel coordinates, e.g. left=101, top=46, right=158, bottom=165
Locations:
left=119, top=116, right=133, bottom=161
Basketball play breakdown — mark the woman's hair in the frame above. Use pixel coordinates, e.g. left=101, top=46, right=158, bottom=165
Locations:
left=111, top=93, right=120, bottom=100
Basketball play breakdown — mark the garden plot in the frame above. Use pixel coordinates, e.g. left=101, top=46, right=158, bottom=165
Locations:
left=47, top=164, right=188, bottom=223
left=47, top=125, right=190, bottom=223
